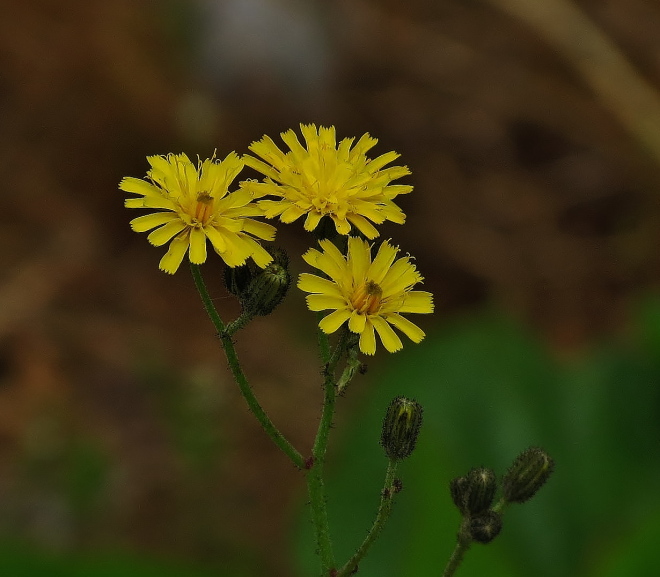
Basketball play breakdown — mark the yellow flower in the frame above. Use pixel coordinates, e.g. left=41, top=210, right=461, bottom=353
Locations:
left=241, top=124, right=413, bottom=239
left=120, top=152, right=276, bottom=274
left=298, top=237, right=433, bottom=355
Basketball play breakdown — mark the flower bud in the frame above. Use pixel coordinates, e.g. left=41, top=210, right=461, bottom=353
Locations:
left=242, top=248, right=291, bottom=316
left=450, top=467, right=497, bottom=515
left=468, top=510, right=503, bottom=544
left=502, top=446, right=554, bottom=504
left=380, top=397, right=423, bottom=461
left=223, top=263, right=255, bottom=299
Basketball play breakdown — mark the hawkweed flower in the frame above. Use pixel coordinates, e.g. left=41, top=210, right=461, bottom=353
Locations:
left=298, top=237, right=433, bottom=355
left=120, top=152, right=276, bottom=274
left=240, top=124, right=413, bottom=238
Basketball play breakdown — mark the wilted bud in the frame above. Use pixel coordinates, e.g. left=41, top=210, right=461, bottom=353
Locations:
left=468, top=510, right=503, bottom=544
left=242, top=248, right=291, bottom=316
left=450, top=467, right=497, bottom=515
left=223, top=263, right=255, bottom=299
left=502, top=446, right=554, bottom=504
left=380, top=397, right=423, bottom=461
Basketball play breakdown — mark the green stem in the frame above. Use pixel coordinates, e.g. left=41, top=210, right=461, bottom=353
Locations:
left=190, top=263, right=305, bottom=470
left=442, top=525, right=472, bottom=577
left=305, top=329, right=348, bottom=574
left=224, top=310, right=254, bottom=336
left=491, top=497, right=507, bottom=514
left=338, top=459, right=400, bottom=576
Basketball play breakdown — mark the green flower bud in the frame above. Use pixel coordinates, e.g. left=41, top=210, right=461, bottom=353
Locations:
left=242, top=248, right=291, bottom=317
left=380, top=397, right=423, bottom=461
left=450, top=467, right=497, bottom=515
left=502, top=446, right=554, bottom=504
left=468, top=510, right=503, bottom=544
left=223, top=263, right=255, bottom=299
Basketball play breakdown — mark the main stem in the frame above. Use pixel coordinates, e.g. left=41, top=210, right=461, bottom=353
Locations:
left=189, top=263, right=305, bottom=470
left=305, top=329, right=346, bottom=574
left=337, top=459, right=399, bottom=576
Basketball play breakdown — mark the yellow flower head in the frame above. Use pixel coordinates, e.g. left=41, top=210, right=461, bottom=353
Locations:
left=120, top=152, right=276, bottom=274
left=241, top=124, right=413, bottom=239
left=298, top=237, right=434, bottom=355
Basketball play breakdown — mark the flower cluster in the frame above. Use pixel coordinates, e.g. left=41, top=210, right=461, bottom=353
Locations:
left=121, top=124, right=432, bottom=353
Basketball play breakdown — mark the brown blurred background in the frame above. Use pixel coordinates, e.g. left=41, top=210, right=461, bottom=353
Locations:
left=2, top=0, right=660, bottom=575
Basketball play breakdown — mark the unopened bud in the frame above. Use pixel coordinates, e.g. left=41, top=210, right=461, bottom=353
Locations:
left=468, top=510, right=503, bottom=544
left=502, top=446, right=554, bottom=504
left=223, top=263, right=255, bottom=299
left=242, top=248, right=291, bottom=316
left=450, top=467, right=497, bottom=515
left=380, top=397, right=423, bottom=461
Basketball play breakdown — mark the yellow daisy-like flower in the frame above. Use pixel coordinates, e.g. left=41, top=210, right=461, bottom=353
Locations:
left=298, top=237, right=434, bottom=355
left=120, top=152, right=276, bottom=274
left=240, top=124, right=413, bottom=239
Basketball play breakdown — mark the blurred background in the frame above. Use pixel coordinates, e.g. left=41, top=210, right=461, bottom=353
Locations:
left=2, top=0, right=660, bottom=575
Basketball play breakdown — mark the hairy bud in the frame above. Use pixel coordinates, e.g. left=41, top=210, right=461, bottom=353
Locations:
left=468, top=510, right=503, bottom=544
left=223, top=263, right=255, bottom=299
left=450, top=467, right=497, bottom=515
left=502, top=446, right=554, bottom=504
left=380, top=397, right=423, bottom=461
left=242, top=248, right=291, bottom=316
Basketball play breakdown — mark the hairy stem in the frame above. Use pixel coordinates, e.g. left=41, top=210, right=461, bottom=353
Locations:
left=338, top=459, right=400, bottom=576
left=190, top=263, right=305, bottom=469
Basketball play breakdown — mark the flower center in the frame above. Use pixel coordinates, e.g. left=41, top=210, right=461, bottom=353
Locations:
left=351, top=280, right=383, bottom=315
left=310, top=192, right=341, bottom=215
left=194, top=191, right=214, bottom=225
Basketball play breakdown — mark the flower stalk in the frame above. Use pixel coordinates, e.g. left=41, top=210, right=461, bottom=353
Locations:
left=338, top=459, right=399, bottom=576
left=189, top=262, right=305, bottom=470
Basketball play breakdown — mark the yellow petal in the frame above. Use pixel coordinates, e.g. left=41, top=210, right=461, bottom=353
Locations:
left=379, top=201, right=406, bottom=224
left=159, top=234, right=189, bottom=274
left=386, top=313, right=426, bottom=343
left=304, top=211, right=323, bottom=231
left=372, top=316, right=403, bottom=353
left=280, top=204, right=306, bottom=223
left=246, top=238, right=273, bottom=268
left=147, top=221, right=188, bottom=246
left=350, top=133, right=378, bottom=158
left=397, top=291, right=434, bottom=314
left=367, top=151, right=399, bottom=173
left=380, top=258, right=422, bottom=295
left=130, top=212, right=178, bottom=232
left=130, top=196, right=178, bottom=211
left=189, top=227, right=207, bottom=264
left=282, top=127, right=309, bottom=159
left=307, top=294, right=346, bottom=311
left=348, top=310, right=367, bottom=334
left=347, top=237, right=370, bottom=281
left=368, top=240, right=398, bottom=283
left=119, top=177, right=159, bottom=196
left=220, top=232, right=253, bottom=267
left=259, top=199, right=290, bottom=217
left=205, top=226, right=227, bottom=253
left=241, top=218, right=277, bottom=241
left=243, top=154, right=281, bottom=181
left=298, top=273, right=343, bottom=296
left=312, top=240, right=347, bottom=282
left=358, top=322, right=377, bottom=355
left=319, top=309, right=351, bottom=334
left=330, top=214, right=352, bottom=235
